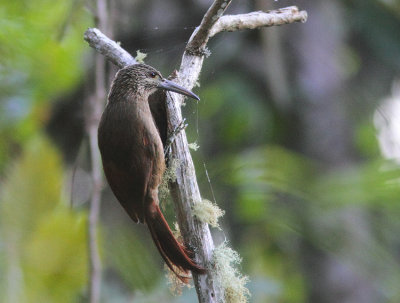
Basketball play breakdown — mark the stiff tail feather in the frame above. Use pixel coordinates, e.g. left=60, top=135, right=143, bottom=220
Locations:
left=145, top=203, right=206, bottom=283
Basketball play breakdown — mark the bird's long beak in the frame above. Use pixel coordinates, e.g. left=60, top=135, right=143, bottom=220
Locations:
left=158, top=79, right=200, bottom=101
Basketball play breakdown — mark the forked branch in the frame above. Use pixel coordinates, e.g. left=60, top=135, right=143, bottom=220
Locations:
left=84, top=4, right=307, bottom=303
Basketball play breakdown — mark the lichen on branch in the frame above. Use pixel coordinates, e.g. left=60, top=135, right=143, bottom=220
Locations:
left=193, top=199, right=225, bottom=229
left=211, top=242, right=250, bottom=303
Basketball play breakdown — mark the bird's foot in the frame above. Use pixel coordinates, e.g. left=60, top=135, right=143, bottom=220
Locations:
left=164, top=119, right=187, bottom=157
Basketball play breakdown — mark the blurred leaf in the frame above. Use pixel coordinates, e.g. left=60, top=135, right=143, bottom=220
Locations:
left=355, top=121, right=381, bottom=158
left=244, top=245, right=305, bottom=303
left=235, top=191, right=269, bottom=223
left=23, top=210, right=87, bottom=303
left=0, top=136, right=64, bottom=245
left=231, top=144, right=400, bottom=301
left=0, top=135, right=88, bottom=302
left=196, top=74, right=272, bottom=149
left=231, top=145, right=314, bottom=202
left=232, top=145, right=400, bottom=211
left=0, top=0, right=91, bottom=170
left=106, top=227, right=161, bottom=292
left=0, top=0, right=91, bottom=100
left=311, top=159, right=400, bottom=209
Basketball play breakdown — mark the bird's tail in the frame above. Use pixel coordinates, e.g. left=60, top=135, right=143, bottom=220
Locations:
left=145, top=203, right=206, bottom=283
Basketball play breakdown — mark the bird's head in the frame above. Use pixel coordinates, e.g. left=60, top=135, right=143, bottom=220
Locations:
left=112, top=64, right=200, bottom=101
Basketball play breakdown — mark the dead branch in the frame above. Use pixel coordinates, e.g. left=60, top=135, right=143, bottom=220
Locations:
left=209, top=6, right=308, bottom=37
left=83, top=3, right=307, bottom=303
left=84, top=28, right=136, bottom=68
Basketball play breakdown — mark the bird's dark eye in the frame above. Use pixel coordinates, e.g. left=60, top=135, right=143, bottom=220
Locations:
left=149, top=72, right=157, bottom=78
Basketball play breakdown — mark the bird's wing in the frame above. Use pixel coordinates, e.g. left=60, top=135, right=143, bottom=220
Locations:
left=102, top=161, right=144, bottom=223
left=101, top=129, right=158, bottom=224
left=149, top=90, right=168, bottom=147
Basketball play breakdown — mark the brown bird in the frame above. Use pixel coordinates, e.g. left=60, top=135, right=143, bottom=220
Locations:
left=98, top=64, right=205, bottom=282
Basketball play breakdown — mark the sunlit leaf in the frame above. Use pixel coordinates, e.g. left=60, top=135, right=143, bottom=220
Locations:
left=106, top=227, right=160, bottom=292
left=0, top=135, right=88, bottom=302
left=24, top=210, right=88, bottom=303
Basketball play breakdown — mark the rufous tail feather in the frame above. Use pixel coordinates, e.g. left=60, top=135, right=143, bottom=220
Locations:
left=145, top=203, right=206, bottom=283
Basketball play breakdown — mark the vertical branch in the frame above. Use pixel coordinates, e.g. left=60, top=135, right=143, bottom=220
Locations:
left=86, top=0, right=108, bottom=302
left=87, top=111, right=103, bottom=303
left=165, top=2, right=232, bottom=302
left=166, top=56, right=219, bottom=303
left=83, top=3, right=307, bottom=303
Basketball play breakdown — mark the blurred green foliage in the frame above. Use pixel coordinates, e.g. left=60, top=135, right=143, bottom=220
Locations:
left=230, top=145, right=400, bottom=302
left=0, top=2, right=91, bottom=298
left=0, top=0, right=91, bottom=300
left=105, top=227, right=161, bottom=292
left=0, top=0, right=90, bottom=99
left=0, top=0, right=400, bottom=302
left=0, top=0, right=91, bottom=170
left=197, top=74, right=272, bottom=150
left=0, top=136, right=87, bottom=303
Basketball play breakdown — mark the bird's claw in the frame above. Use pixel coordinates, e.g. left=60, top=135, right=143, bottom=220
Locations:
left=164, top=119, right=187, bottom=157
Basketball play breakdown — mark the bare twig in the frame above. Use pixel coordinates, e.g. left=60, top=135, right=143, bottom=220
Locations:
left=84, top=28, right=136, bottom=68
left=187, top=0, right=232, bottom=53
left=83, top=3, right=307, bottom=303
left=87, top=117, right=103, bottom=303
left=209, top=6, right=308, bottom=37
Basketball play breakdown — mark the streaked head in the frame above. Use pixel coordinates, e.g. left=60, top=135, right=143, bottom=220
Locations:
left=111, top=64, right=200, bottom=101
